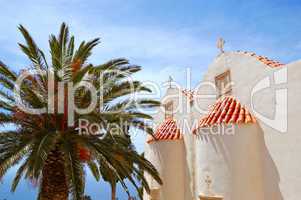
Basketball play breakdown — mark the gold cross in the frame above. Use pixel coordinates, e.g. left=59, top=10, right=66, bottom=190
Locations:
left=217, top=38, right=225, bottom=53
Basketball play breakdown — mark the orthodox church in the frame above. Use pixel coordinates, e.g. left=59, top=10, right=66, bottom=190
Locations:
left=144, top=39, right=301, bottom=200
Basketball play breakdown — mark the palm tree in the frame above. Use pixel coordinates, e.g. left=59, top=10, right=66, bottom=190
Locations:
left=99, top=133, right=132, bottom=200
left=0, top=23, right=162, bottom=200
left=99, top=123, right=156, bottom=200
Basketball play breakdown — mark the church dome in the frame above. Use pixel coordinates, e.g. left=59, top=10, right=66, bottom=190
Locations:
left=147, top=118, right=182, bottom=143
left=193, top=96, right=256, bottom=133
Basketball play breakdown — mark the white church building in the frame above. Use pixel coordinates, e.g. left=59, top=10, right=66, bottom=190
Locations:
left=144, top=42, right=301, bottom=200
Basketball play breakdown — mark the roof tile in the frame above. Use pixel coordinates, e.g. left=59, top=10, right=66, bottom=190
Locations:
left=147, top=118, right=182, bottom=143
left=193, top=96, right=256, bottom=134
left=237, top=51, right=284, bottom=68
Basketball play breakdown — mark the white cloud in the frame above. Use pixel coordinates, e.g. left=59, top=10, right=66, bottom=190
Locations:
left=0, top=1, right=217, bottom=88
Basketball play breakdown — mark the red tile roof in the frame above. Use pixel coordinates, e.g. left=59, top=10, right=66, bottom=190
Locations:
left=147, top=118, right=182, bottom=143
left=193, top=96, right=256, bottom=133
left=237, top=51, right=284, bottom=68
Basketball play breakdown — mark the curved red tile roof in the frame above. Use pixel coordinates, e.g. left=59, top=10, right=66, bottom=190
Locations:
left=147, top=118, right=182, bottom=143
left=193, top=96, right=256, bottom=133
left=237, top=51, right=284, bottom=68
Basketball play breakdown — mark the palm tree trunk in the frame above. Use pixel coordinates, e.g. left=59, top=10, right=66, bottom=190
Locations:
left=111, top=182, right=117, bottom=200
left=39, top=148, right=68, bottom=200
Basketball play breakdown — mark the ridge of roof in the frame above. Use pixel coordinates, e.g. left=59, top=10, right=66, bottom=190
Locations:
left=236, top=50, right=284, bottom=68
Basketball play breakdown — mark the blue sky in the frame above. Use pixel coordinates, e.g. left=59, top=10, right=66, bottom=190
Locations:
left=0, top=0, right=301, bottom=199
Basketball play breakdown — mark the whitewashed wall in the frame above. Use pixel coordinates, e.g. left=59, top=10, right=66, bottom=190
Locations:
left=144, top=87, right=193, bottom=200
left=145, top=52, right=301, bottom=200
left=194, top=52, right=301, bottom=200
left=196, top=124, right=265, bottom=200
left=144, top=140, right=187, bottom=200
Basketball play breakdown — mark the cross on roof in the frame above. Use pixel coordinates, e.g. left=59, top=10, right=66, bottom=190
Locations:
left=167, top=76, right=173, bottom=88
left=217, top=37, right=225, bottom=53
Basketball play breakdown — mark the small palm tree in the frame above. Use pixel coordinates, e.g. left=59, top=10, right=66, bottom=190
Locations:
left=0, top=23, right=162, bottom=200
left=99, top=133, right=132, bottom=200
left=98, top=122, right=151, bottom=200
left=99, top=126, right=148, bottom=200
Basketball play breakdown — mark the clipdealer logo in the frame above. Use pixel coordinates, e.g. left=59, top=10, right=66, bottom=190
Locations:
left=251, top=67, right=288, bottom=133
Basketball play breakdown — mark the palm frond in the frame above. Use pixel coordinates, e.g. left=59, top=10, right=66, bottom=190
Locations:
left=72, top=64, right=93, bottom=84
left=0, top=133, right=32, bottom=178
left=0, top=112, right=13, bottom=126
left=11, top=157, right=30, bottom=192
left=0, top=75, right=15, bottom=90
left=103, top=81, right=152, bottom=104
left=0, top=61, right=17, bottom=81
left=130, top=119, right=154, bottom=136
left=0, top=89, right=14, bottom=102
left=67, top=36, right=75, bottom=60
left=73, top=38, right=100, bottom=65
left=86, top=160, right=100, bottom=181
left=58, top=22, right=69, bottom=55
left=18, top=25, right=47, bottom=71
